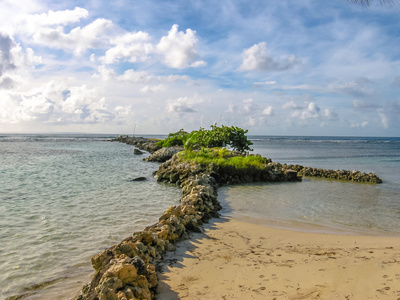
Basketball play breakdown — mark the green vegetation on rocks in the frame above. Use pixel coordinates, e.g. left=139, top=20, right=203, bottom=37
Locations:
left=156, top=124, right=253, bottom=153
left=180, top=148, right=268, bottom=169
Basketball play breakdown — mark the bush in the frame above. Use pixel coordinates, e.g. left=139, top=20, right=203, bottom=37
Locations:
left=156, top=129, right=188, bottom=147
left=158, top=124, right=253, bottom=153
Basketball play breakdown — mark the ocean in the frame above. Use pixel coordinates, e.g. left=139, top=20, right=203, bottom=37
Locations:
left=0, top=134, right=399, bottom=299
left=220, top=136, right=400, bottom=236
left=0, top=134, right=181, bottom=299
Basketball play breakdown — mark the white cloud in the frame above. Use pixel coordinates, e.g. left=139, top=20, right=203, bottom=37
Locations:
left=0, top=81, right=114, bottom=124
left=228, top=98, right=260, bottom=115
left=240, top=42, right=301, bottom=72
left=262, top=106, right=274, bottom=116
left=0, top=33, right=16, bottom=76
left=378, top=110, right=389, bottom=129
left=10, top=7, right=115, bottom=55
left=0, top=32, right=41, bottom=89
left=301, top=102, right=320, bottom=119
left=227, top=103, right=239, bottom=114
left=323, top=108, right=338, bottom=120
left=23, top=7, right=89, bottom=28
left=242, top=98, right=259, bottom=113
left=167, top=96, right=203, bottom=113
left=31, top=18, right=115, bottom=55
left=279, top=84, right=316, bottom=91
left=247, top=116, right=256, bottom=127
left=328, top=80, right=374, bottom=97
left=93, top=65, right=117, bottom=81
left=350, top=121, right=369, bottom=128
left=282, top=100, right=306, bottom=110
left=156, top=24, right=206, bottom=69
left=284, top=101, right=325, bottom=120
left=100, top=31, right=153, bottom=64
left=94, top=66, right=194, bottom=88
left=141, top=85, right=165, bottom=93
left=377, top=102, right=400, bottom=129
left=117, top=69, right=154, bottom=83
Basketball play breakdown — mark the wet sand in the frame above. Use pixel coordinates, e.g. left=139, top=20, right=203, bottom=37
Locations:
left=157, top=217, right=400, bottom=299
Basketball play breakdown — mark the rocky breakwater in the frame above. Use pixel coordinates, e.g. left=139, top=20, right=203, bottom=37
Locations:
left=112, top=136, right=162, bottom=154
left=76, top=150, right=300, bottom=300
left=283, top=164, right=383, bottom=184
left=76, top=165, right=220, bottom=299
left=155, top=154, right=301, bottom=186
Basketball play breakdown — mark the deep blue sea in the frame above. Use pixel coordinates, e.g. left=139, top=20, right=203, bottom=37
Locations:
left=0, top=134, right=399, bottom=299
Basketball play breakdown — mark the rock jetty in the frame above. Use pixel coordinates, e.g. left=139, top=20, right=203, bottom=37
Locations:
left=77, top=139, right=300, bottom=300
left=77, top=137, right=382, bottom=299
left=77, top=169, right=221, bottom=300
left=113, top=136, right=161, bottom=154
left=283, top=164, right=383, bottom=184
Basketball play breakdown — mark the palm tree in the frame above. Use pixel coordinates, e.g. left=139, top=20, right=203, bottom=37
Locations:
left=349, top=0, right=397, bottom=6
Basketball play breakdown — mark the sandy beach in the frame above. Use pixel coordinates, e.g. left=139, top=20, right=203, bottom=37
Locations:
left=157, top=217, right=400, bottom=300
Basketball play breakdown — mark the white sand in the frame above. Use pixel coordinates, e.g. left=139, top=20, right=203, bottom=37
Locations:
left=157, top=217, right=400, bottom=300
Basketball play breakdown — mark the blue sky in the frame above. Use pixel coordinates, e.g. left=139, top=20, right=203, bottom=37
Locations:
left=0, top=0, right=399, bottom=136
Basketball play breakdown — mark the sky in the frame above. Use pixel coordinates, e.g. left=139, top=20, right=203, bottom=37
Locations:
left=0, top=0, right=399, bottom=136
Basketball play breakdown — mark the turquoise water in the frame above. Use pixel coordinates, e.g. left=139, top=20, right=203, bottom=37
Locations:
left=0, top=134, right=180, bottom=299
left=220, top=136, right=400, bottom=236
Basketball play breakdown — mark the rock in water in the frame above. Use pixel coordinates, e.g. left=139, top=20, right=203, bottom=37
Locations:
left=134, top=149, right=144, bottom=155
left=131, top=177, right=147, bottom=181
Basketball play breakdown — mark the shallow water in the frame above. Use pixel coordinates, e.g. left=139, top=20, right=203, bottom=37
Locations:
left=220, top=136, right=400, bottom=236
left=1, top=134, right=399, bottom=298
left=0, top=134, right=180, bottom=299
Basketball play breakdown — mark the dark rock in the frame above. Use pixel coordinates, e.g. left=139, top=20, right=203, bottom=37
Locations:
left=131, top=177, right=147, bottom=181
left=284, top=169, right=299, bottom=181
left=134, top=149, right=144, bottom=155
left=131, top=256, right=146, bottom=275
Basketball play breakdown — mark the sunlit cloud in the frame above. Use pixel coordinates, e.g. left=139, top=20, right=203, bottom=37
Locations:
left=156, top=24, right=206, bottom=69
left=240, top=42, right=301, bottom=72
left=0, top=1, right=399, bottom=135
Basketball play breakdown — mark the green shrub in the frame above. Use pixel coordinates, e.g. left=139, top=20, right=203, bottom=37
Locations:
left=158, top=124, right=253, bottom=153
left=156, top=129, right=188, bottom=147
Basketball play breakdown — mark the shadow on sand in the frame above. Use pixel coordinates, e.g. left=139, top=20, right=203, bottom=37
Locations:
left=155, top=193, right=234, bottom=300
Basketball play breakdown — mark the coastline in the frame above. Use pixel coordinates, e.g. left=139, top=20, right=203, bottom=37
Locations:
left=2, top=135, right=398, bottom=300
left=157, top=216, right=400, bottom=300
left=73, top=137, right=391, bottom=299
